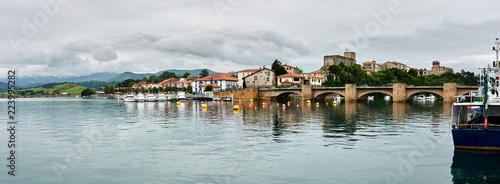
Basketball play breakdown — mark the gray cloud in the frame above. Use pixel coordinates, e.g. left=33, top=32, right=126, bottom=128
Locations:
left=1, top=0, right=500, bottom=77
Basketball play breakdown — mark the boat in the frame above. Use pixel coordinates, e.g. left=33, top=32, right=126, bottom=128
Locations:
left=146, top=93, right=156, bottom=102
left=123, top=94, right=136, bottom=102
left=426, top=94, right=436, bottom=100
left=417, top=95, right=426, bottom=100
left=136, top=93, right=145, bottom=102
left=157, top=93, right=166, bottom=102
left=451, top=38, right=500, bottom=150
left=367, top=96, right=374, bottom=101
left=384, top=95, right=391, bottom=101
left=335, top=95, right=342, bottom=101
left=177, top=92, right=186, bottom=101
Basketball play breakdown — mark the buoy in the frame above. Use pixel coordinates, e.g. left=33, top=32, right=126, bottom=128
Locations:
left=233, top=105, right=240, bottom=110
left=250, top=99, right=253, bottom=102
left=202, top=104, right=208, bottom=108
left=201, top=102, right=204, bottom=104
left=326, top=103, right=329, bottom=106
left=333, top=101, right=337, bottom=105
left=316, top=102, right=319, bottom=106
left=254, top=107, right=257, bottom=110
left=270, top=106, right=272, bottom=109
left=176, top=101, right=180, bottom=105
left=287, top=102, right=290, bottom=106
left=282, top=104, right=286, bottom=108
left=297, top=104, right=299, bottom=107
left=307, top=100, right=311, bottom=103
left=277, top=103, right=279, bottom=106
left=221, top=101, right=225, bottom=104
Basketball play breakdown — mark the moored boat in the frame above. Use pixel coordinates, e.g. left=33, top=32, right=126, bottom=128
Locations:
left=426, top=94, right=436, bottom=100
left=384, top=95, right=391, bottom=101
left=123, top=94, right=137, bottom=102
left=417, top=95, right=426, bottom=100
left=451, top=38, right=500, bottom=150
left=157, top=93, right=166, bottom=102
left=136, top=93, right=145, bottom=102
left=146, top=93, right=156, bottom=102
left=367, top=96, right=374, bottom=101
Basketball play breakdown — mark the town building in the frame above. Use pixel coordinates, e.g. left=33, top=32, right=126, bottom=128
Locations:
left=323, top=51, right=356, bottom=69
left=192, top=73, right=238, bottom=92
left=276, top=73, right=306, bottom=87
left=237, top=69, right=260, bottom=87
left=187, top=75, right=199, bottom=81
left=422, top=61, right=453, bottom=76
left=282, top=63, right=300, bottom=74
left=242, top=68, right=275, bottom=88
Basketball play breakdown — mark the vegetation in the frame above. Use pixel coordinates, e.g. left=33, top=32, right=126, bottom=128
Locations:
left=205, top=85, right=213, bottom=91
left=81, top=88, right=94, bottom=97
left=271, top=59, right=288, bottom=76
left=0, top=82, right=87, bottom=96
left=322, top=63, right=479, bottom=86
left=183, top=72, right=191, bottom=78
left=75, top=80, right=119, bottom=88
left=199, top=69, right=209, bottom=77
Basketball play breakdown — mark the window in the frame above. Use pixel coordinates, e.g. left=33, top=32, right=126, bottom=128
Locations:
left=254, top=76, right=257, bottom=80
left=267, top=77, right=269, bottom=81
left=247, top=81, right=249, bottom=85
left=267, top=72, right=270, bottom=76
left=294, top=78, right=299, bottom=82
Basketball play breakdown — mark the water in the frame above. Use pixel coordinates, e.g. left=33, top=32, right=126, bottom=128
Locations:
left=0, top=97, right=498, bottom=183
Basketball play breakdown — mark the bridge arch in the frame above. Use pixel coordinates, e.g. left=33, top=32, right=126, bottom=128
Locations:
left=407, top=90, right=443, bottom=101
left=357, top=90, right=393, bottom=100
left=314, top=92, right=346, bottom=100
left=276, top=91, right=301, bottom=100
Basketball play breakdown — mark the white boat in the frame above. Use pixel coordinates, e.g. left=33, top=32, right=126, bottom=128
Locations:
left=177, top=92, right=186, bottom=101
left=417, top=95, right=426, bottom=100
left=426, top=94, right=436, bottom=100
left=157, top=93, right=166, bottom=101
left=367, top=96, right=374, bottom=101
left=136, top=93, right=145, bottom=102
left=335, top=95, right=342, bottom=101
left=384, top=95, right=391, bottom=101
left=123, top=94, right=136, bottom=102
left=146, top=93, right=156, bottom=102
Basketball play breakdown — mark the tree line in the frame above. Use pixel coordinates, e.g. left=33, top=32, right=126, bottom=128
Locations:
left=322, top=63, right=478, bottom=86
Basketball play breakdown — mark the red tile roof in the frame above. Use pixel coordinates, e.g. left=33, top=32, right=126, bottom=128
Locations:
left=238, top=69, right=260, bottom=73
left=195, top=73, right=237, bottom=81
left=282, top=64, right=298, bottom=69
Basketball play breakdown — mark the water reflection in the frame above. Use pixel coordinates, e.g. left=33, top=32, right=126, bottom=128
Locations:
left=451, top=149, right=500, bottom=183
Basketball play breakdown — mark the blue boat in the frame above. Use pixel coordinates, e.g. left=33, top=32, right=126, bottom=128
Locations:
left=451, top=38, right=500, bottom=150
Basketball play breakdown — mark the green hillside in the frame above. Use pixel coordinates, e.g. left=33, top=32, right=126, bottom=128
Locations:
left=0, top=82, right=87, bottom=96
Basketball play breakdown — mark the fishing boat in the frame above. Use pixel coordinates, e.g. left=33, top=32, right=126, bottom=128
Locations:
left=136, top=93, right=145, bottom=102
left=451, top=38, right=500, bottom=150
left=146, top=93, right=156, bottom=102
left=123, top=94, right=137, bottom=102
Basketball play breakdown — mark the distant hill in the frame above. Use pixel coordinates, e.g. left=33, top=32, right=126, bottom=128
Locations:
left=4, top=72, right=120, bottom=88
left=0, top=82, right=7, bottom=92
left=75, top=81, right=119, bottom=88
left=108, top=69, right=218, bottom=82
left=0, top=82, right=87, bottom=96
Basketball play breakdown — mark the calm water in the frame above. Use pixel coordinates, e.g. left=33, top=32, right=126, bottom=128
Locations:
left=0, top=97, right=499, bottom=183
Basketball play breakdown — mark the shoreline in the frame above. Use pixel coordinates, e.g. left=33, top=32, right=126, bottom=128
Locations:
left=0, top=95, right=79, bottom=98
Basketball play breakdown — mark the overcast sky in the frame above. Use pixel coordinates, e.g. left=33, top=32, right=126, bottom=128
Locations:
left=1, top=0, right=500, bottom=77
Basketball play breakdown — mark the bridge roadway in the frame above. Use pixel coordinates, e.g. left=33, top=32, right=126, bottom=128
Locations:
left=258, top=83, right=477, bottom=102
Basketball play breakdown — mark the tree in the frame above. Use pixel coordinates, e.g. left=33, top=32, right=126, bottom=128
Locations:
left=81, top=88, right=94, bottom=97
left=110, top=85, right=115, bottom=93
left=183, top=72, right=191, bottom=78
left=159, top=71, right=179, bottom=79
left=271, top=59, right=288, bottom=76
left=205, top=85, right=213, bottom=91
left=199, top=69, right=209, bottom=77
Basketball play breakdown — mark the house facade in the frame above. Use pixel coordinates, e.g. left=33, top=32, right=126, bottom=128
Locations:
left=192, top=73, right=238, bottom=92
left=237, top=69, right=260, bottom=87
left=276, top=73, right=306, bottom=87
left=242, top=68, right=275, bottom=88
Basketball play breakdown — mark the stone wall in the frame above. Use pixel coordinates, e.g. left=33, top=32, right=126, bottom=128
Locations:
left=215, top=88, right=259, bottom=100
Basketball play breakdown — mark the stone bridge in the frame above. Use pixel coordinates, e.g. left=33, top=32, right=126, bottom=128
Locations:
left=258, top=83, right=477, bottom=102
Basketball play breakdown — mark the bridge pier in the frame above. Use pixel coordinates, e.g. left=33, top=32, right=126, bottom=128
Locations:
left=345, top=84, right=357, bottom=102
left=393, top=83, right=407, bottom=102
left=443, top=83, right=457, bottom=103
left=302, top=85, right=313, bottom=100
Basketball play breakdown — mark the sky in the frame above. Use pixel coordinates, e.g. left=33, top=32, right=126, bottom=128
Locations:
left=1, top=0, right=500, bottom=78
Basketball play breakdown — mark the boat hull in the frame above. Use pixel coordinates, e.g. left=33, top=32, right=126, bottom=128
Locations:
left=452, top=129, right=500, bottom=150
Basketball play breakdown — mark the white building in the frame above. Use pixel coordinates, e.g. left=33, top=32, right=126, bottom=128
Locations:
left=192, top=73, right=238, bottom=93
